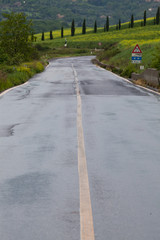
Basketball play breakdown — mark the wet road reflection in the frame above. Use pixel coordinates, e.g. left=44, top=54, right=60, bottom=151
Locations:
left=0, top=56, right=160, bottom=240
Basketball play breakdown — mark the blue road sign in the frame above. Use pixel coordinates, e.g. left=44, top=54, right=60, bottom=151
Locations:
left=132, top=56, right=142, bottom=61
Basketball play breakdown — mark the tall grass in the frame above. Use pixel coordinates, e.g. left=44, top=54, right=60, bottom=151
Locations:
left=0, top=61, right=45, bottom=93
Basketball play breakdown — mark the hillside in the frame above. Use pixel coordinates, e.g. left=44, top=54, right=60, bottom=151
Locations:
left=0, top=0, right=159, bottom=32
left=34, top=18, right=160, bottom=75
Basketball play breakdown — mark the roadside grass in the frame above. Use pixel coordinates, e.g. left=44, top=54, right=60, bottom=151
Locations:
left=0, top=61, right=45, bottom=93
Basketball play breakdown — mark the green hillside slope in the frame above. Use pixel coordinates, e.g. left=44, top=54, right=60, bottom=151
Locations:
left=34, top=18, right=160, bottom=77
left=0, top=0, right=159, bottom=32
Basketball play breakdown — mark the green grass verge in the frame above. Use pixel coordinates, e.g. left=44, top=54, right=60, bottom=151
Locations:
left=0, top=61, right=45, bottom=93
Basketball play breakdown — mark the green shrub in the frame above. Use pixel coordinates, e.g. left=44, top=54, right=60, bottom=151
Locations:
left=22, top=61, right=44, bottom=73
left=29, top=46, right=40, bottom=60
left=0, top=70, right=10, bottom=91
left=16, top=66, right=32, bottom=77
left=0, top=53, right=9, bottom=64
left=34, top=62, right=44, bottom=73
left=112, top=67, right=123, bottom=75
left=97, top=44, right=120, bottom=62
left=7, top=71, right=29, bottom=86
left=0, top=12, right=34, bottom=65
left=151, top=46, right=160, bottom=70
left=121, top=63, right=137, bottom=78
left=7, top=53, right=24, bottom=65
left=35, top=43, right=50, bottom=51
left=76, top=48, right=89, bottom=54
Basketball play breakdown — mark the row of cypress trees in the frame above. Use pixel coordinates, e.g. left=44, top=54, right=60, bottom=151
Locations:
left=71, top=19, right=88, bottom=36
left=41, top=19, right=97, bottom=40
left=41, top=6, right=160, bottom=40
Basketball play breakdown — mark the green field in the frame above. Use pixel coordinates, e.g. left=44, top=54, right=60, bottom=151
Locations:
left=35, top=18, right=160, bottom=74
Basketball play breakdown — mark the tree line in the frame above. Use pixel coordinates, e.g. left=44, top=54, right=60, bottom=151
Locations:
left=41, top=6, right=160, bottom=40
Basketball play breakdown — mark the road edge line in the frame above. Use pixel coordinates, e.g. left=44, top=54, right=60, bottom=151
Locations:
left=0, top=82, right=29, bottom=97
left=96, top=64, right=160, bottom=96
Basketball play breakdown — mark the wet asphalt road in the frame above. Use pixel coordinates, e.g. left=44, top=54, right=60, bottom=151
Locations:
left=0, top=56, right=160, bottom=239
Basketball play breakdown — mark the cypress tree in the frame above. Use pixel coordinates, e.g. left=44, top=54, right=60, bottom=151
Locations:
left=154, top=17, right=156, bottom=25
left=106, top=16, right=109, bottom=32
left=50, top=30, right=53, bottom=40
left=156, top=8, right=158, bottom=24
left=71, top=19, right=75, bottom=36
left=94, top=20, right=97, bottom=33
left=119, top=19, right=121, bottom=30
left=106, top=17, right=107, bottom=31
left=41, top=32, right=44, bottom=41
left=156, top=7, right=160, bottom=25
left=82, top=19, right=86, bottom=34
left=131, top=14, right=134, bottom=28
left=61, top=26, right=64, bottom=38
left=144, top=10, right=146, bottom=26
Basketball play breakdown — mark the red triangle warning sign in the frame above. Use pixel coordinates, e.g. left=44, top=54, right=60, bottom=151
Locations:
left=132, top=44, right=142, bottom=54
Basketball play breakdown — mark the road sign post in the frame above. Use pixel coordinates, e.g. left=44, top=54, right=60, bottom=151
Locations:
left=132, top=44, right=142, bottom=64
